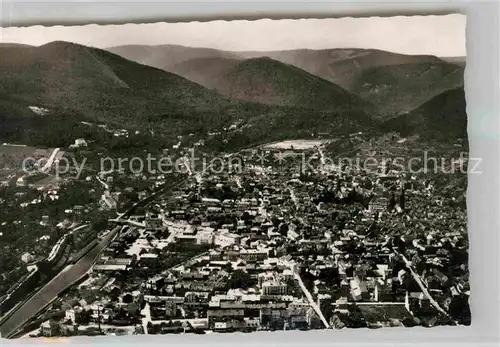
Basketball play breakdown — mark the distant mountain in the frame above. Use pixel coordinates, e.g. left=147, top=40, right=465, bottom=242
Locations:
left=108, top=44, right=239, bottom=70
left=108, top=44, right=444, bottom=87
left=384, top=87, right=467, bottom=139
left=167, top=56, right=242, bottom=91
left=441, top=56, right=466, bottom=67
left=240, top=48, right=446, bottom=89
left=107, top=44, right=464, bottom=117
left=0, top=43, right=33, bottom=48
left=170, top=56, right=369, bottom=111
left=0, top=41, right=375, bottom=149
left=349, top=62, right=464, bottom=116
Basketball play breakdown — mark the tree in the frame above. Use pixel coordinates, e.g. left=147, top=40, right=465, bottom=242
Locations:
left=318, top=267, right=340, bottom=287
left=147, top=321, right=155, bottom=334
left=345, top=304, right=367, bottom=328
left=92, top=216, right=109, bottom=231
left=223, top=262, right=233, bottom=273
left=449, top=294, right=471, bottom=325
left=320, top=299, right=335, bottom=321
left=226, top=270, right=253, bottom=290
left=122, top=293, right=134, bottom=303
left=76, top=309, right=92, bottom=325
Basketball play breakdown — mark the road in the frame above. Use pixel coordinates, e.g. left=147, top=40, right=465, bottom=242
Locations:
left=109, top=218, right=146, bottom=228
left=40, top=148, right=61, bottom=173
left=147, top=251, right=210, bottom=285
left=140, top=303, right=151, bottom=335
left=258, top=200, right=269, bottom=220
left=290, top=264, right=330, bottom=329
left=287, top=187, right=306, bottom=225
left=288, top=187, right=299, bottom=209
left=317, top=146, right=326, bottom=166
left=0, top=224, right=88, bottom=324
left=165, top=224, right=180, bottom=244
left=0, top=226, right=121, bottom=338
left=396, top=251, right=449, bottom=316
left=115, top=179, right=180, bottom=220
left=96, top=175, right=110, bottom=190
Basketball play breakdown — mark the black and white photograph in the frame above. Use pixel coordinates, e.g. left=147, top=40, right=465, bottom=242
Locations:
left=0, top=14, right=470, bottom=339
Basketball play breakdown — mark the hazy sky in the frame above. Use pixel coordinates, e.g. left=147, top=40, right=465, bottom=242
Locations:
left=1, top=14, right=466, bottom=56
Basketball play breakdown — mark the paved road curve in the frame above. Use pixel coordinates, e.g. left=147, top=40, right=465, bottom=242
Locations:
left=0, top=226, right=121, bottom=338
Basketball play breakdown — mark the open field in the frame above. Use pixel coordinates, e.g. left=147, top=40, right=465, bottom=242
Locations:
left=0, top=144, right=55, bottom=170
left=261, top=139, right=336, bottom=150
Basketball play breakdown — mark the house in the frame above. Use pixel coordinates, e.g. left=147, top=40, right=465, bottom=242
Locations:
left=65, top=307, right=84, bottom=324
left=240, top=249, right=268, bottom=262
left=261, top=280, right=287, bottom=296
left=16, top=177, right=26, bottom=187
left=196, top=227, right=214, bottom=245
left=207, top=308, right=245, bottom=328
left=21, top=252, right=35, bottom=264
left=202, top=198, right=221, bottom=207
left=40, top=319, right=59, bottom=337
left=368, top=197, right=388, bottom=214
left=349, top=278, right=369, bottom=301
left=214, top=231, right=240, bottom=248
left=70, top=138, right=88, bottom=149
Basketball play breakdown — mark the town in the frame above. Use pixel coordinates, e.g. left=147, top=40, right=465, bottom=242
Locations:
left=0, top=132, right=470, bottom=338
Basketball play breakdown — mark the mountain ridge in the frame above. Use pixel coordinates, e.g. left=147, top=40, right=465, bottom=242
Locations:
left=107, top=44, right=464, bottom=117
left=383, top=87, right=467, bottom=140
left=0, top=41, right=376, bottom=149
left=171, top=55, right=371, bottom=112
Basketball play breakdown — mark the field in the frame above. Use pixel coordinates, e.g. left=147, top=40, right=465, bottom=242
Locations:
left=261, top=139, right=335, bottom=150
left=0, top=144, right=59, bottom=181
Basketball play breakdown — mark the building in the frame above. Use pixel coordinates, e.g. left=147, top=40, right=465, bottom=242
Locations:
left=196, top=227, right=214, bottom=245
left=240, top=249, right=268, bottom=262
left=207, top=308, right=245, bottom=328
left=349, top=278, right=369, bottom=301
left=262, top=280, right=287, bottom=296
left=145, top=214, right=164, bottom=231
left=70, top=138, right=88, bottom=149
left=368, top=197, right=389, bottom=214
left=21, top=252, right=35, bottom=264
left=175, top=234, right=197, bottom=244
left=214, top=231, right=240, bottom=247
left=201, top=198, right=221, bottom=207
left=92, top=258, right=133, bottom=272
left=65, top=307, right=84, bottom=324
left=40, top=319, right=59, bottom=337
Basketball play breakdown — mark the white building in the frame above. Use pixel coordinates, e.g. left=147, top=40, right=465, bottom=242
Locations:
left=214, top=231, right=240, bottom=248
left=196, top=227, right=214, bottom=245
left=70, top=138, right=88, bottom=149
left=261, top=280, right=287, bottom=296
left=65, top=307, right=84, bottom=324
left=21, top=252, right=34, bottom=263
